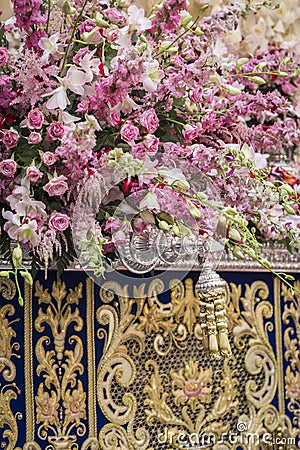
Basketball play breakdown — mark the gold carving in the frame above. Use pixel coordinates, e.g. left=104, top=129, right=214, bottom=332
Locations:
left=0, top=383, right=20, bottom=450
left=0, top=278, right=16, bottom=300
left=34, top=279, right=86, bottom=444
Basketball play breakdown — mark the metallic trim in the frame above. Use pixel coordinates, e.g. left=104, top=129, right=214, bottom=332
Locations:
left=86, top=278, right=97, bottom=437
left=24, top=282, right=34, bottom=442
left=274, top=278, right=285, bottom=415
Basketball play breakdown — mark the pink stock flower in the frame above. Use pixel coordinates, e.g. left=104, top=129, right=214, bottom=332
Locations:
left=42, top=152, right=57, bottom=166
left=0, top=47, right=9, bottom=66
left=140, top=109, right=159, bottom=133
left=27, top=108, right=44, bottom=130
left=104, top=217, right=121, bottom=233
left=28, top=132, right=42, bottom=144
left=2, top=130, right=19, bottom=150
left=48, top=212, right=70, bottom=231
left=120, top=122, right=139, bottom=143
left=0, top=159, right=17, bottom=177
left=43, top=176, right=68, bottom=196
left=46, top=121, right=65, bottom=140
left=26, top=166, right=42, bottom=182
left=144, top=134, right=159, bottom=155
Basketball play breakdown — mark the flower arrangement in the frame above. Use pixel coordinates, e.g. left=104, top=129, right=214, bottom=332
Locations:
left=0, top=0, right=300, bottom=301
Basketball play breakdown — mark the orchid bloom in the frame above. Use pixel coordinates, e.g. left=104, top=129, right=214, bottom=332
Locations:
left=127, top=5, right=152, bottom=33
left=44, top=66, right=87, bottom=110
left=139, top=191, right=160, bottom=211
left=141, top=60, right=164, bottom=92
left=39, top=32, right=61, bottom=63
left=80, top=51, right=101, bottom=82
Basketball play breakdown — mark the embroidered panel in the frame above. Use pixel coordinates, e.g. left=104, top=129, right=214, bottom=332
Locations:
left=0, top=271, right=299, bottom=449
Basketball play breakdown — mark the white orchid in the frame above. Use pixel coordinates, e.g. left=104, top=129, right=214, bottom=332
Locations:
left=44, top=66, right=87, bottom=110
left=141, top=60, right=164, bottom=92
left=39, top=32, right=61, bottom=63
left=139, top=191, right=160, bottom=211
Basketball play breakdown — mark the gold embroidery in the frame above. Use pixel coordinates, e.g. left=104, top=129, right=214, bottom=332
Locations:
left=0, top=278, right=16, bottom=301
left=34, top=279, right=86, bottom=444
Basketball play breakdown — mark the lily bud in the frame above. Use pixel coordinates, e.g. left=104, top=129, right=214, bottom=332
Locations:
left=193, top=27, right=204, bottom=36
left=228, top=228, right=242, bottom=242
left=232, top=246, right=244, bottom=259
left=279, top=184, right=295, bottom=196
left=18, top=296, right=24, bottom=306
left=20, top=271, right=33, bottom=286
left=172, top=224, right=181, bottom=237
left=158, top=220, right=170, bottom=231
left=283, top=203, right=296, bottom=215
left=12, top=245, right=22, bottom=268
left=236, top=57, right=249, bottom=71
left=62, top=0, right=77, bottom=15
left=0, top=271, right=10, bottom=278
left=248, top=76, right=266, bottom=85
left=176, top=179, right=190, bottom=190
left=224, top=84, right=242, bottom=96
left=189, top=203, right=201, bottom=219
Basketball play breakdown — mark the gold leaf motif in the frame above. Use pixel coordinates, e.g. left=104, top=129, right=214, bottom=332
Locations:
left=0, top=278, right=16, bottom=301
left=0, top=384, right=20, bottom=450
left=170, top=279, right=200, bottom=334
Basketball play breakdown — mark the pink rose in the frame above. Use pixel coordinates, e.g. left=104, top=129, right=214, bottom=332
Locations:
left=144, top=134, right=159, bottom=155
left=28, top=132, right=42, bottom=144
left=103, top=8, right=125, bottom=24
left=0, top=47, right=9, bottom=67
left=46, top=122, right=64, bottom=140
left=139, top=109, right=159, bottom=133
left=120, top=122, right=139, bottom=144
left=48, top=212, right=70, bottom=231
left=26, top=166, right=42, bottom=182
left=78, top=20, right=96, bottom=34
left=131, top=142, right=146, bottom=160
left=106, top=28, right=119, bottom=43
left=0, top=159, right=17, bottom=177
left=42, top=152, right=57, bottom=166
left=183, top=124, right=199, bottom=143
left=104, top=217, right=121, bottom=233
left=27, top=108, right=44, bottom=130
left=2, top=130, right=19, bottom=150
left=43, top=176, right=68, bottom=196
left=108, top=111, right=122, bottom=127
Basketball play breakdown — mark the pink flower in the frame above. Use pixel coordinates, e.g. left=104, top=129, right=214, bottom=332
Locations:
left=27, top=108, right=44, bottom=130
left=183, top=124, right=199, bottom=143
left=48, top=212, right=70, bottom=231
left=2, top=130, right=19, bottom=150
left=43, top=176, right=68, bottom=196
left=108, top=111, right=122, bottom=127
left=73, top=48, right=91, bottom=65
left=26, top=166, right=42, bottom=182
left=46, top=121, right=64, bottom=140
left=103, top=8, right=125, bottom=24
left=0, top=47, right=9, bottom=66
left=42, top=152, right=57, bottom=166
left=104, top=217, right=121, bottom=233
left=28, top=132, right=42, bottom=144
left=78, top=20, right=96, bottom=34
left=144, top=134, right=159, bottom=155
left=140, top=109, right=159, bottom=133
left=131, top=142, right=146, bottom=160
left=120, top=122, right=139, bottom=143
left=0, top=159, right=17, bottom=177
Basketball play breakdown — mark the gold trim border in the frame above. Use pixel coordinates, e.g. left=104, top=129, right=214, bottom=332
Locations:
left=24, top=282, right=34, bottom=441
left=86, top=278, right=97, bottom=437
left=274, top=278, right=285, bottom=415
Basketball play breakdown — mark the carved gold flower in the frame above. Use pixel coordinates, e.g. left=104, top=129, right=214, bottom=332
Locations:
left=285, top=366, right=300, bottom=403
left=170, top=359, right=212, bottom=412
left=63, top=380, right=86, bottom=426
left=137, top=303, right=161, bottom=335
left=36, top=385, right=59, bottom=428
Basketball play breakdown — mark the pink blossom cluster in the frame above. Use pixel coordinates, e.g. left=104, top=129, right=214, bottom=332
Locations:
left=0, top=0, right=300, bottom=273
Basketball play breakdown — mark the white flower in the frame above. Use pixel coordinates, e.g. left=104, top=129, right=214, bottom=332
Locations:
left=141, top=60, right=164, bottom=92
left=127, top=5, right=152, bottom=33
left=80, top=51, right=101, bottom=82
left=242, top=143, right=269, bottom=170
left=114, top=95, right=139, bottom=114
left=44, top=66, right=87, bottom=111
left=139, top=191, right=160, bottom=211
left=39, top=32, right=61, bottom=63
left=158, top=167, right=189, bottom=188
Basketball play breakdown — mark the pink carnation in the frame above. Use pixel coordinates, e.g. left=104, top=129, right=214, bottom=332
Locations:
left=2, top=130, right=19, bottom=150
left=46, top=122, right=64, bottom=140
left=42, top=152, right=57, bottom=166
left=27, top=108, right=44, bottom=130
left=140, top=109, right=159, bottom=133
left=0, top=47, right=9, bottom=66
left=26, top=166, right=42, bottom=182
left=49, top=212, right=70, bottom=231
left=43, top=176, right=68, bottom=196
left=0, top=159, right=17, bottom=177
